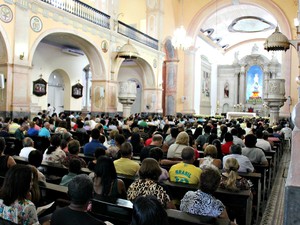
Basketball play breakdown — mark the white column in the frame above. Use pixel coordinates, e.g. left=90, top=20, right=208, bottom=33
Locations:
left=182, top=48, right=196, bottom=114
left=118, top=81, right=137, bottom=118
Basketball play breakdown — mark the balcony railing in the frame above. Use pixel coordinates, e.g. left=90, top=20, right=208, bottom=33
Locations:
left=39, top=0, right=159, bottom=50
left=41, top=0, right=110, bottom=29
left=118, top=21, right=159, bottom=50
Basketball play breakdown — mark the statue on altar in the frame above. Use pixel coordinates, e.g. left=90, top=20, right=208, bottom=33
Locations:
left=246, top=65, right=263, bottom=104
left=251, top=74, right=260, bottom=98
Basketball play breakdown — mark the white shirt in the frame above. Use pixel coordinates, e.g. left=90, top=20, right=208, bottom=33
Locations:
left=281, top=127, right=292, bottom=140
left=223, top=154, right=254, bottom=173
left=19, top=147, right=36, bottom=159
left=256, top=138, right=272, bottom=152
left=233, top=136, right=245, bottom=147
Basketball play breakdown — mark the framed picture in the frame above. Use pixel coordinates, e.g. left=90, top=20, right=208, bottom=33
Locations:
left=33, top=77, right=47, bottom=96
left=72, top=83, right=83, bottom=99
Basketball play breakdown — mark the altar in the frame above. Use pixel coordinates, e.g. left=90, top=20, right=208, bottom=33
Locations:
left=226, top=112, right=256, bottom=120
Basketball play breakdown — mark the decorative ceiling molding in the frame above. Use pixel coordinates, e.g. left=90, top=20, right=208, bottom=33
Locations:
left=228, top=16, right=276, bottom=33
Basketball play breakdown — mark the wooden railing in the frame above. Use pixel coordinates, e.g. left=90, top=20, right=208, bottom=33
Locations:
left=39, top=0, right=159, bottom=50
left=117, top=21, right=159, bottom=50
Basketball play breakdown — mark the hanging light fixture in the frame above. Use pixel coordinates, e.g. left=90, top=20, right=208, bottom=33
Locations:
left=264, top=26, right=290, bottom=51
left=171, top=0, right=193, bottom=50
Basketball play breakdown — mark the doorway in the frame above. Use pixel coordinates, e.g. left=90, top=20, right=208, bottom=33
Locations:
left=48, top=72, right=65, bottom=114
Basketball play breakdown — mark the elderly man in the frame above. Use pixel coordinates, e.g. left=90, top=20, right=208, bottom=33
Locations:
left=38, top=122, right=51, bottom=138
left=222, top=144, right=254, bottom=173
left=140, top=134, right=163, bottom=162
left=19, top=137, right=36, bottom=159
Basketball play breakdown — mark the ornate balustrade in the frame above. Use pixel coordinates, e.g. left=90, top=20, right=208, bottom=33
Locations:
left=39, top=0, right=159, bottom=50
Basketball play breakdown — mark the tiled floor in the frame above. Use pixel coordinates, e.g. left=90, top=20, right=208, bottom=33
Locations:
left=259, top=148, right=290, bottom=225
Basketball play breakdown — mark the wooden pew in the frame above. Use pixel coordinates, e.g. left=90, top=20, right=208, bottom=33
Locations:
left=166, top=209, right=230, bottom=225
left=39, top=181, right=69, bottom=204
left=91, top=196, right=231, bottom=225
left=162, top=180, right=252, bottom=225
left=0, top=217, right=18, bottom=225
left=91, top=196, right=133, bottom=225
left=117, top=173, right=137, bottom=190
left=13, top=156, right=91, bottom=183
left=238, top=172, right=261, bottom=223
left=78, top=153, right=94, bottom=164
left=252, top=163, right=269, bottom=202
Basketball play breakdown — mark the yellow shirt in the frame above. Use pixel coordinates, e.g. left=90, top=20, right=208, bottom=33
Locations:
left=169, top=162, right=202, bottom=185
left=113, top=157, right=140, bottom=176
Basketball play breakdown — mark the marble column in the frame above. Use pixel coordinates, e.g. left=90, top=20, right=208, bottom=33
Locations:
left=82, top=66, right=90, bottom=112
left=263, top=79, right=286, bottom=125
left=118, top=81, right=137, bottom=118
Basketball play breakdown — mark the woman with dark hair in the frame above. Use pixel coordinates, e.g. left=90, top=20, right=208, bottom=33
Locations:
left=130, top=133, right=144, bottom=156
left=92, top=156, right=126, bottom=199
left=55, top=120, right=68, bottom=134
left=87, top=147, right=106, bottom=171
left=127, top=158, right=175, bottom=209
left=0, top=164, right=39, bottom=224
left=43, top=134, right=66, bottom=163
left=131, top=195, right=169, bottom=225
left=193, top=127, right=203, bottom=141
left=0, top=137, right=16, bottom=176
left=212, top=139, right=223, bottom=160
left=29, top=166, right=42, bottom=206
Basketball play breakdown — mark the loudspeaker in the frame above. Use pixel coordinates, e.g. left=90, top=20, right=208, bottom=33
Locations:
left=0, top=74, right=4, bottom=89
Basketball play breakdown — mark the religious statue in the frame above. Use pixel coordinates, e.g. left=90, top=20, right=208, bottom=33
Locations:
left=224, top=82, right=229, bottom=98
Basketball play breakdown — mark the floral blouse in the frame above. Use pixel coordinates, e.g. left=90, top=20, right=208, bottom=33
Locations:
left=0, top=199, right=39, bottom=225
left=127, top=179, right=171, bottom=208
left=219, top=174, right=251, bottom=191
left=180, top=190, right=225, bottom=217
left=43, top=147, right=66, bottom=164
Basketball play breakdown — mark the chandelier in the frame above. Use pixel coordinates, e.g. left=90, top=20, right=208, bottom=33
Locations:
left=172, top=26, right=193, bottom=50
left=171, top=0, right=193, bottom=50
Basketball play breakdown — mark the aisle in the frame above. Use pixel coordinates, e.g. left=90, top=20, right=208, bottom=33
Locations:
left=259, top=148, right=290, bottom=225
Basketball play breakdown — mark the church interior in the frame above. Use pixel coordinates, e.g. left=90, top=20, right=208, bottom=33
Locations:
left=1, top=0, right=300, bottom=224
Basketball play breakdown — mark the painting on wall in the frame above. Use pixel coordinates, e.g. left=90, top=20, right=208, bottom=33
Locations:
left=246, top=65, right=263, bottom=104
left=72, top=83, right=83, bottom=99
left=202, top=71, right=210, bottom=97
left=33, top=77, right=47, bottom=96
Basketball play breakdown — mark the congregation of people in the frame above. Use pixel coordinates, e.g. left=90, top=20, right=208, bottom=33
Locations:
left=0, top=109, right=292, bottom=225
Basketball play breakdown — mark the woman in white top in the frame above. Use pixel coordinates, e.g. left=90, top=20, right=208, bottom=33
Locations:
left=43, top=134, right=66, bottom=164
left=199, top=145, right=222, bottom=169
left=167, top=131, right=189, bottom=159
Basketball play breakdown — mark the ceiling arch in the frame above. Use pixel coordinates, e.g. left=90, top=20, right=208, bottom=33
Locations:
left=187, top=0, right=292, bottom=52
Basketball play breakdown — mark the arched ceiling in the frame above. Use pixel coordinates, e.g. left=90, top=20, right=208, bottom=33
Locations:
left=199, top=4, right=278, bottom=50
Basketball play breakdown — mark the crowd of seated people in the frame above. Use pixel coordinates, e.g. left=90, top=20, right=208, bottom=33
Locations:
left=0, top=111, right=290, bottom=224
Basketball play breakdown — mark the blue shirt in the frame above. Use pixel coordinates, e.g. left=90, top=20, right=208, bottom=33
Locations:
left=38, top=127, right=51, bottom=138
left=83, top=139, right=107, bottom=156
left=27, top=128, right=39, bottom=136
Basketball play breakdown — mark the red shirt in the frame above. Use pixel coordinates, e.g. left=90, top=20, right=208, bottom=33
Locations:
left=144, top=138, right=152, bottom=146
left=221, top=141, right=233, bottom=155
